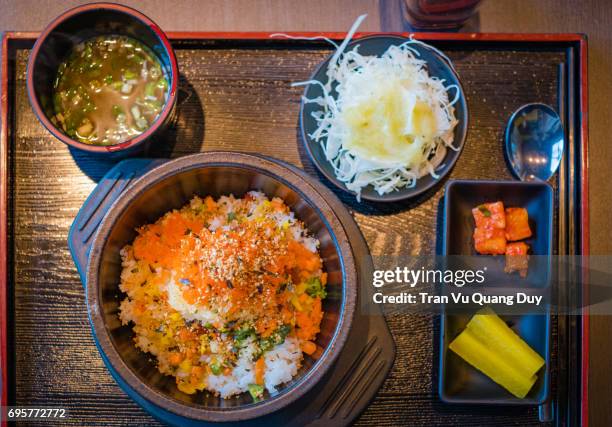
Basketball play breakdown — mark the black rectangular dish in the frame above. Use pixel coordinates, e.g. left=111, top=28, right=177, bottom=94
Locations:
left=443, top=180, right=554, bottom=258
left=442, top=180, right=554, bottom=288
left=440, top=311, right=551, bottom=405
left=1, top=32, right=588, bottom=426
left=440, top=180, right=553, bottom=406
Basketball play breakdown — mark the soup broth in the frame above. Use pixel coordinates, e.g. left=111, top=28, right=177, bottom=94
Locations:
left=52, top=35, right=169, bottom=145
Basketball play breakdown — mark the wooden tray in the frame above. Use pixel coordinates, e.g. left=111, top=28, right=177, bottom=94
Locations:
left=0, top=32, right=588, bottom=426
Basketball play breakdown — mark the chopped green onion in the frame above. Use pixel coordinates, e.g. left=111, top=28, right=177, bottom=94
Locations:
left=304, top=277, right=327, bottom=299
left=144, top=99, right=163, bottom=113
left=123, top=69, right=137, bottom=80
left=233, top=326, right=255, bottom=343
left=150, top=66, right=161, bottom=80
left=478, top=205, right=492, bottom=217
left=210, top=361, right=222, bottom=375
left=256, top=325, right=292, bottom=358
left=157, top=78, right=168, bottom=90
left=248, top=384, right=264, bottom=402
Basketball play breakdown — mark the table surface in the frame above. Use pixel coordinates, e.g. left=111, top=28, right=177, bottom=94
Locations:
left=0, top=0, right=610, bottom=425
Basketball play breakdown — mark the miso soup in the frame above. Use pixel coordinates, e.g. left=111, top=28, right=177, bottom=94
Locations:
left=52, top=35, right=169, bottom=145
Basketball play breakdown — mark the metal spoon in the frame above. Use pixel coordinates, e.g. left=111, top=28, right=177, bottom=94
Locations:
left=504, top=103, right=564, bottom=181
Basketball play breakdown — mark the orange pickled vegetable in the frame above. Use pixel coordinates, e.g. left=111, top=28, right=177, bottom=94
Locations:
left=505, top=208, right=532, bottom=241
left=472, top=202, right=506, bottom=229
left=473, top=227, right=507, bottom=255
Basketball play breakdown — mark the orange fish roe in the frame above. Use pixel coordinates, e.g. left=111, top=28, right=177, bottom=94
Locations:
left=118, top=192, right=328, bottom=399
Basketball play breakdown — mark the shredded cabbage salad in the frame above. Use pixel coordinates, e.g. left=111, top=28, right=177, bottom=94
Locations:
left=272, top=15, right=460, bottom=200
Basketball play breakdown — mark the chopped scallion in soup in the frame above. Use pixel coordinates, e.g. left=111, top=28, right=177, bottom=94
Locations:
left=52, top=35, right=169, bottom=145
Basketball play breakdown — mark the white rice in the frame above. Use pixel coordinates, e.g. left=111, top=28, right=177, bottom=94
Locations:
left=205, top=337, right=302, bottom=398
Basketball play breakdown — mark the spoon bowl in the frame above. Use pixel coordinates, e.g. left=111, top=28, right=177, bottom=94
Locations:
left=504, top=103, right=564, bottom=181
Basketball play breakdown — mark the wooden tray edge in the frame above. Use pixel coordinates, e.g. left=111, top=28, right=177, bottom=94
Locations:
left=578, top=35, right=589, bottom=427
left=1, top=31, right=10, bottom=424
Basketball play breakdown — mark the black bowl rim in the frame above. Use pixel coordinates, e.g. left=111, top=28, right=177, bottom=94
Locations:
left=299, top=34, right=469, bottom=202
left=26, top=2, right=179, bottom=154
left=85, top=151, right=358, bottom=422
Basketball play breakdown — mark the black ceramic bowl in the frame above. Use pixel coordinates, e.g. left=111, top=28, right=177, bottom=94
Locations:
left=86, top=152, right=357, bottom=422
left=300, top=35, right=468, bottom=202
left=27, top=3, right=178, bottom=155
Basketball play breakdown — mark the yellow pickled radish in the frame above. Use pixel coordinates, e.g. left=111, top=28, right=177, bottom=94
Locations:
left=466, top=307, right=545, bottom=378
left=449, top=328, right=537, bottom=399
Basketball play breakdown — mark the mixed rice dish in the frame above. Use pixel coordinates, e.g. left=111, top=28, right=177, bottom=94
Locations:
left=118, top=191, right=327, bottom=401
